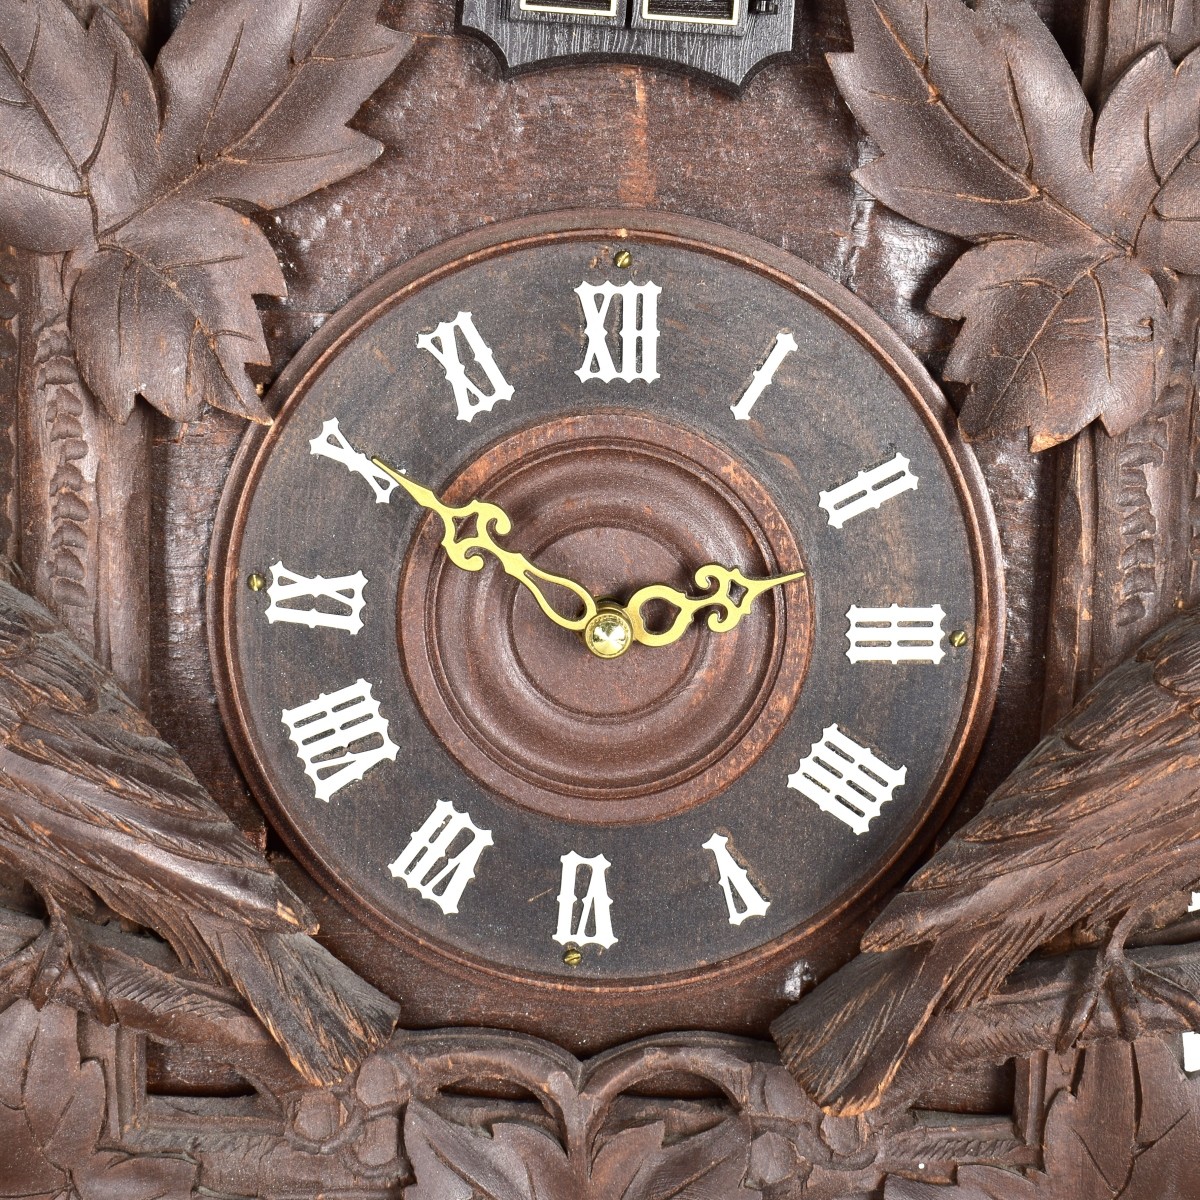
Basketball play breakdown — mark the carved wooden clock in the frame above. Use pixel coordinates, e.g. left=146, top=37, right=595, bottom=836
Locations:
left=3, top=0, right=1200, bottom=1196
left=210, top=210, right=1002, bottom=1040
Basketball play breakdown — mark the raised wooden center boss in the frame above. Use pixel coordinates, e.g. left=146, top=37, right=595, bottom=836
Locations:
left=211, top=210, right=1003, bottom=1043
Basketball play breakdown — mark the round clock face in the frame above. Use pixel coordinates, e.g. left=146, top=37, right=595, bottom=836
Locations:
left=211, top=211, right=1002, bottom=1033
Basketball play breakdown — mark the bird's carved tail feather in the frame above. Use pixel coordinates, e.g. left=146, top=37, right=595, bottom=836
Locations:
left=194, top=916, right=400, bottom=1087
left=771, top=944, right=947, bottom=1115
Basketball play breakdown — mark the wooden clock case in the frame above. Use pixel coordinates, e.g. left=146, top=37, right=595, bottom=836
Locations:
left=0, top=0, right=1199, bottom=1195
left=207, top=207, right=1005, bottom=1049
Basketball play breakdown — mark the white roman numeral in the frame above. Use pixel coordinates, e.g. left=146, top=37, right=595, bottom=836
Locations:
left=389, top=799, right=493, bottom=915
left=281, top=679, right=400, bottom=803
left=310, top=419, right=399, bottom=503
left=417, top=310, right=515, bottom=423
left=819, top=453, right=919, bottom=528
left=265, top=562, right=367, bottom=635
left=553, top=851, right=617, bottom=949
left=845, top=604, right=947, bottom=664
left=575, top=281, right=661, bottom=383
left=703, top=834, right=769, bottom=925
left=730, top=331, right=798, bottom=420
left=787, top=725, right=906, bottom=836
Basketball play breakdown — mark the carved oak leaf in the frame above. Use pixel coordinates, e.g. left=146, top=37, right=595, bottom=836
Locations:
left=404, top=1102, right=760, bottom=1200
left=883, top=1039, right=1200, bottom=1199
left=0, top=0, right=409, bottom=423
left=0, top=998, right=197, bottom=1198
left=827, top=0, right=1200, bottom=450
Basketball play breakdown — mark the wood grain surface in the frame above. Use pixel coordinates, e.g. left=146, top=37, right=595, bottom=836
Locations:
left=6, top=0, right=1198, bottom=1194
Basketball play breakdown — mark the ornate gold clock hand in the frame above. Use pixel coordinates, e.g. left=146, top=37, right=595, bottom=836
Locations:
left=371, top=456, right=598, bottom=631
left=624, top=565, right=806, bottom=649
left=371, top=457, right=803, bottom=655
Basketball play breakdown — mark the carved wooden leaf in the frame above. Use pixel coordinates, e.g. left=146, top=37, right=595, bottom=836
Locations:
left=0, top=1, right=114, bottom=254
left=0, top=999, right=196, bottom=1198
left=0, top=0, right=409, bottom=424
left=404, top=1101, right=760, bottom=1199
left=884, top=1039, right=1200, bottom=1199
left=72, top=203, right=285, bottom=423
left=828, top=0, right=1200, bottom=450
left=404, top=1104, right=559, bottom=1200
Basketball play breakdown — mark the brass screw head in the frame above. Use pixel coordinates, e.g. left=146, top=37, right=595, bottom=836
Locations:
left=613, top=249, right=633, bottom=269
left=949, top=629, right=968, bottom=648
left=247, top=572, right=267, bottom=592
left=563, top=944, right=583, bottom=967
left=584, top=604, right=634, bottom=659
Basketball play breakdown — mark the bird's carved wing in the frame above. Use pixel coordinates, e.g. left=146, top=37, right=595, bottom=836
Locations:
left=0, top=577, right=399, bottom=1085
left=0, top=581, right=312, bottom=937
left=865, top=611, right=1200, bottom=972
left=774, top=608, right=1200, bottom=1114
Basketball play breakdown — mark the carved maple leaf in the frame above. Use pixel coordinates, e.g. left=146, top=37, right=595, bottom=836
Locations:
left=828, top=0, right=1200, bottom=450
left=0, top=0, right=409, bottom=423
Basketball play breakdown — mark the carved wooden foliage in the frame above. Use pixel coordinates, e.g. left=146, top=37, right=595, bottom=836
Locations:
left=0, top=998, right=196, bottom=1198
left=0, top=0, right=409, bottom=423
left=827, top=0, right=1200, bottom=450
left=885, top=1040, right=1200, bottom=1199
left=385, top=1034, right=830, bottom=1200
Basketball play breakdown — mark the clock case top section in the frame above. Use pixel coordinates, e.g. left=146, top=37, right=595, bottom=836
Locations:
left=209, top=208, right=1005, bottom=1049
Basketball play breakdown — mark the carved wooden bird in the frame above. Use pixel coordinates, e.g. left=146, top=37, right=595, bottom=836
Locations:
left=773, top=608, right=1200, bottom=1115
left=0, top=575, right=398, bottom=1086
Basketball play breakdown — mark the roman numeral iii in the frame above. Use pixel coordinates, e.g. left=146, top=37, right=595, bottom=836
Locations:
left=845, top=604, right=947, bottom=664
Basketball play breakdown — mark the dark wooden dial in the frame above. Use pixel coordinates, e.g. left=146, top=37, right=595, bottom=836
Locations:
left=211, top=210, right=1003, bottom=1029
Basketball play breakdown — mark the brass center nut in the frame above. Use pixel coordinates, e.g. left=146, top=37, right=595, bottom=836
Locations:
left=583, top=602, right=634, bottom=660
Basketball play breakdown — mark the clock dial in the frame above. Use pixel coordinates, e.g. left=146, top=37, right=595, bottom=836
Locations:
left=211, top=211, right=1002, bottom=1032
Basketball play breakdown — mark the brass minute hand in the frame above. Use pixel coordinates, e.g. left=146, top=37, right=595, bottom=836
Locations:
left=371, top=456, right=598, bottom=631
left=624, top=565, right=805, bottom=648
left=371, top=456, right=803, bottom=653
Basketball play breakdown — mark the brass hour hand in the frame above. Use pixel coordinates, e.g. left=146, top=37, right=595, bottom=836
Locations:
left=371, top=457, right=802, bottom=657
left=624, top=565, right=805, bottom=649
left=370, top=457, right=598, bottom=631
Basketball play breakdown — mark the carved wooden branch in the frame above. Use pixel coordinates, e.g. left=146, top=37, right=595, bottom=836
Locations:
left=0, top=904, right=304, bottom=1097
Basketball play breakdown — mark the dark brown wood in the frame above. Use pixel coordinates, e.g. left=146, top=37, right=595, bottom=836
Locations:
left=458, top=0, right=797, bottom=89
left=16, top=251, right=152, bottom=703
left=774, top=605, right=1200, bottom=1116
left=0, top=572, right=398, bottom=1085
left=885, top=1041, right=1200, bottom=1199
left=209, top=209, right=1004, bottom=1049
left=6, top=0, right=1196, bottom=1193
